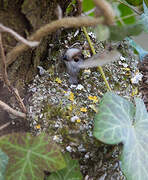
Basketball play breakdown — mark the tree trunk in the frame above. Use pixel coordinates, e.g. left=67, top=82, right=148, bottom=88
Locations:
left=0, top=0, right=73, bottom=135
left=0, top=0, right=72, bottom=90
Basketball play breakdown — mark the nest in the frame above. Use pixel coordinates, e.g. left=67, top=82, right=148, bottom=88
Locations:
left=139, top=55, right=148, bottom=111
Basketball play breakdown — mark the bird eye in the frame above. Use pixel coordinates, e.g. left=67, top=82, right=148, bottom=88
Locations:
left=74, top=57, right=79, bottom=62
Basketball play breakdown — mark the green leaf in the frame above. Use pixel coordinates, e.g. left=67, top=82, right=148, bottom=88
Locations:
left=109, top=23, right=143, bottom=40
left=124, top=0, right=142, bottom=6
left=82, top=0, right=95, bottom=16
left=144, top=0, right=148, bottom=7
left=93, top=92, right=148, bottom=180
left=66, top=0, right=76, bottom=15
left=47, top=153, right=83, bottom=180
left=116, top=3, right=136, bottom=25
left=0, top=149, right=9, bottom=180
left=93, top=92, right=135, bottom=144
left=120, top=98, right=148, bottom=179
left=0, top=133, right=66, bottom=180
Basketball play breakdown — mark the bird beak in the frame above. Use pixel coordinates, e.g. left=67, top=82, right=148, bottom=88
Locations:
left=62, top=55, right=68, bottom=61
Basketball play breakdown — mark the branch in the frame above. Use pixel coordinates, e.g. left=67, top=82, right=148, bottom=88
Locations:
left=0, top=33, right=10, bottom=86
left=93, top=0, right=115, bottom=25
left=0, top=122, right=11, bottom=131
left=0, top=24, right=39, bottom=47
left=0, top=33, right=26, bottom=113
left=6, top=16, right=103, bottom=67
left=5, top=0, right=115, bottom=67
left=0, top=100, right=26, bottom=119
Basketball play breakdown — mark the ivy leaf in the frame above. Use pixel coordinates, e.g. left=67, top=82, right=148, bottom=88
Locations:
left=124, top=0, right=142, bottom=6
left=0, top=133, right=66, bottom=180
left=116, top=3, right=136, bottom=25
left=0, top=149, right=9, bottom=180
left=93, top=92, right=135, bottom=144
left=93, top=92, right=148, bottom=180
left=82, top=0, right=95, bottom=16
left=47, top=153, right=83, bottom=180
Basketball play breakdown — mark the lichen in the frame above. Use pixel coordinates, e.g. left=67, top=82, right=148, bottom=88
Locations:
left=26, top=30, right=141, bottom=179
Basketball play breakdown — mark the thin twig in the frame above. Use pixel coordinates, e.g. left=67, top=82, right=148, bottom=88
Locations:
left=0, top=100, right=26, bottom=118
left=83, top=8, right=96, bottom=16
left=0, top=33, right=10, bottom=86
left=0, top=33, right=26, bottom=113
left=0, top=24, right=39, bottom=47
left=0, top=122, right=11, bottom=131
left=6, top=16, right=103, bottom=67
left=6, top=0, right=115, bottom=67
left=13, top=88, right=27, bottom=113
left=82, top=27, right=111, bottom=91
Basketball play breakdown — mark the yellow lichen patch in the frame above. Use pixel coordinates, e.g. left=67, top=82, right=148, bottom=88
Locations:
left=131, top=87, right=138, bottom=96
left=67, top=104, right=73, bottom=111
left=125, top=72, right=131, bottom=76
left=76, top=119, right=81, bottom=123
left=55, top=77, right=62, bottom=84
left=69, top=92, right=74, bottom=102
left=63, top=90, right=67, bottom=94
left=80, top=107, right=87, bottom=112
left=122, top=67, right=131, bottom=71
left=35, top=124, right=41, bottom=129
left=88, top=95, right=99, bottom=103
left=83, top=49, right=91, bottom=58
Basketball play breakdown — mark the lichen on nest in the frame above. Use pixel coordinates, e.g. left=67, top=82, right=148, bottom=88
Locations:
left=26, top=30, right=142, bottom=179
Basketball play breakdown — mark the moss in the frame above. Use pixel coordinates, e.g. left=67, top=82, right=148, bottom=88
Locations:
left=43, top=102, right=71, bottom=121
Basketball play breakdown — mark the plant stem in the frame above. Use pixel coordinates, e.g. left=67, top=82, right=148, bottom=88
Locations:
left=82, top=27, right=111, bottom=91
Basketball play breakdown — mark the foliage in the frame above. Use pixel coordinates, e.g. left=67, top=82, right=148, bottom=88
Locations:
left=93, top=92, right=148, bottom=180
left=125, top=0, right=142, bottom=6
left=82, top=0, right=94, bottom=16
left=0, top=133, right=82, bottom=180
left=0, top=149, right=9, bottom=180
left=47, top=153, right=83, bottom=180
left=66, top=0, right=76, bottom=15
left=0, top=133, right=66, bottom=180
left=126, top=37, right=148, bottom=61
left=82, top=0, right=148, bottom=41
left=140, top=0, right=148, bottom=32
left=116, top=3, right=136, bottom=25
left=0, top=1, right=148, bottom=180
left=124, top=1, right=148, bottom=60
left=109, top=23, right=143, bottom=40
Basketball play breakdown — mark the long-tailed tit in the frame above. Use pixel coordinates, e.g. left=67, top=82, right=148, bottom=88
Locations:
left=63, top=48, right=121, bottom=84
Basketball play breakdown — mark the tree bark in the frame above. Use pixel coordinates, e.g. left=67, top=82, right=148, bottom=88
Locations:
left=0, top=0, right=72, bottom=91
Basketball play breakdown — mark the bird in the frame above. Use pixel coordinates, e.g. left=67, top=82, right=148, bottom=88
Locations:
left=63, top=47, right=121, bottom=84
